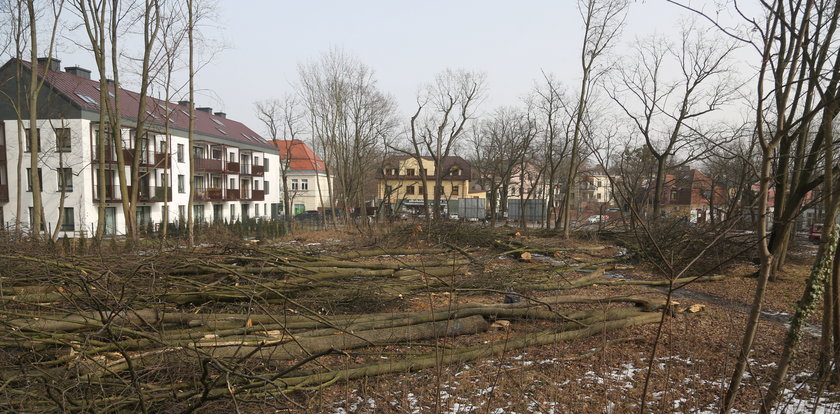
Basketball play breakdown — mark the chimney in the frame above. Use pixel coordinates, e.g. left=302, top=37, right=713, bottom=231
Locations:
left=64, top=66, right=91, bottom=79
left=178, top=100, right=191, bottom=107
left=196, top=107, right=213, bottom=114
left=213, top=112, right=226, bottom=118
left=106, top=78, right=115, bottom=87
left=36, top=57, right=61, bottom=72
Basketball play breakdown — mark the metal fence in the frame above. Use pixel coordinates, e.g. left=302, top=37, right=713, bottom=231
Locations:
left=507, top=199, right=546, bottom=222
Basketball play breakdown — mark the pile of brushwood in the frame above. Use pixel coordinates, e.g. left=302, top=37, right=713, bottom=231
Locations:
left=0, top=228, right=718, bottom=412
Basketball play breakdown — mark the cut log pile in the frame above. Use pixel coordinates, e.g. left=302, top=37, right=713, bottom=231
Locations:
left=0, top=240, right=720, bottom=412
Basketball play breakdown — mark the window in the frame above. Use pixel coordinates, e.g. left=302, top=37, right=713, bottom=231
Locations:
left=177, top=144, right=184, bottom=162
left=193, top=146, right=204, bottom=159
left=451, top=185, right=459, bottom=196
left=178, top=175, right=185, bottom=193
left=229, top=151, right=235, bottom=162
left=55, top=128, right=71, bottom=152
left=28, top=207, right=45, bottom=231
left=230, top=205, right=236, bottom=222
left=384, top=185, right=393, bottom=194
left=136, top=206, right=151, bottom=228
left=419, top=185, right=426, bottom=195
left=61, top=207, right=75, bottom=232
left=193, top=205, right=205, bottom=222
left=406, top=185, right=415, bottom=195
left=229, top=177, right=236, bottom=189
left=178, top=205, right=186, bottom=221
left=58, top=168, right=73, bottom=192
left=25, top=128, right=40, bottom=152
left=407, top=168, right=415, bottom=176
left=264, top=181, right=270, bottom=195
left=423, top=169, right=428, bottom=176
left=264, top=157, right=269, bottom=172
left=211, top=148, right=222, bottom=159
left=291, top=178, right=299, bottom=191
left=26, top=168, right=43, bottom=192
left=300, top=179, right=309, bottom=190
left=254, top=180, right=260, bottom=190
left=671, top=189, right=678, bottom=200
left=436, top=185, right=444, bottom=195
left=450, top=168, right=460, bottom=176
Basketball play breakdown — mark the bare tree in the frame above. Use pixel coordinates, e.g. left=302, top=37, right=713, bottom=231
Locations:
left=256, top=95, right=304, bottom=230
left=530, top=73, right=573, bottom=229
left=24, top=0, right=64, bottom=239
left=608, top=26, right=737, bottom=219
left=298, top=49, right=398, bottom=224
left=471, top=107, right=532, bottom=227
left=409, top=69, right=485, bottom=220
left=559, top=0, right=628, bottom=239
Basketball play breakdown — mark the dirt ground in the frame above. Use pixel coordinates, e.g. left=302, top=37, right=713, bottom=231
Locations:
left=2, top=224, right=839, bottom=413
left=277, top=227, right=839, bottom=413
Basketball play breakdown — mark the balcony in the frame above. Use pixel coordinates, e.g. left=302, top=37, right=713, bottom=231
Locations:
left=93, top=185, right=169, bottom=202
left=0, top=145, right=6, bottom=161
left=240, top=189, right=252, bottom=201
left=224, top=189, right=240, bottom=201
left=153, top=152, right=170, bottom=166
left=225, top=161, right=240, bottom=173
left=252, top=164, right=264, bottom=177
left=195, top=187, right=224, bottom=202
left=0, top=184, right=8, bottom=202
left=251, top=189, right=265, bottom=201
left=194, top=158, right=223, bottom=172
left=239, top=163, right=251, bottom=175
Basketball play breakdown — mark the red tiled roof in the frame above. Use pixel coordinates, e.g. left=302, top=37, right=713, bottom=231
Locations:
left=270, top=139, right=327, bottom=172
left=19, top=59, right=275, bottom=150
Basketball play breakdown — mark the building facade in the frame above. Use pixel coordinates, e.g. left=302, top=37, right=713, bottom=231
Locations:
left=270, top=139, right=332, bottom=214
left=0, top=58, right=282, bottom=236
left=376, top=155, right=483, bottom=215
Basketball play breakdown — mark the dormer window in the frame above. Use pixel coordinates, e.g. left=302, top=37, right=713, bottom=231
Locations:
left=407, top=168, right=415, bottom=176
left=450, top=168, right=461, bottom=177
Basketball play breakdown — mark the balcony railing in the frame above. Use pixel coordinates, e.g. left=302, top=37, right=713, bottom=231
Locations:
left=194, top=158, right=223, bottom=172
left=252, top=164, right=264, bottom=177
left=93, top=185, right=170, bottom=202
left=224, top=189, right=240, bottom=201
left=153, top=152, right=170, bottom=166
left=195, top=187, right=224, bottom=202
left=225, top=161, right=240, bottom=173
left=0, top=184, right=8, bottom=202
left=251, top=189, right=265, bottom=201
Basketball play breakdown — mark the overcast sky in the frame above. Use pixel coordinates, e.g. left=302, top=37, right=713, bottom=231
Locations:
left=55, top=1, right=744, bottom=138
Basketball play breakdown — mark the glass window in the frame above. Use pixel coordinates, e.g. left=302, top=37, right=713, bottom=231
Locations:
left=25, top=128, right=41, bottom=152
left=55, top=128, right=71, bottom=152
left=61, top=207, right=75, bottom=231
left=406, top=185, right=414, bottom=195
left=177, top=144, right=184, bottom=162
left=301, top=179, right=309, bottom=190
left=178, top=175, right=185, bottom=193
left=26, top=168, right=43, bottom=192
left=58, top=168, right=73, bottom=192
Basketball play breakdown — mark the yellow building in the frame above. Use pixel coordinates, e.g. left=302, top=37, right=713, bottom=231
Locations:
left=376, top=155, right=482, bottom=215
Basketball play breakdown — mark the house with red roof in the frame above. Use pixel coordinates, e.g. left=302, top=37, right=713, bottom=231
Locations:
left=270, top=139, right=333, bottom=215
left=0, top=57, right=283, bottom=235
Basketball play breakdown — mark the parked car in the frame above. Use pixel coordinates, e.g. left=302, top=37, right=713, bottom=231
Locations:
left=809, top=223, right=824, bottom=242
left=586, top=215, right=609, bottom=224
left=448, top=213, right=460, bottom=220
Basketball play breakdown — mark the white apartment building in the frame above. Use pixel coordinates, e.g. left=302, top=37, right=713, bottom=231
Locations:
left=0, top=58, right=283, bottom=236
